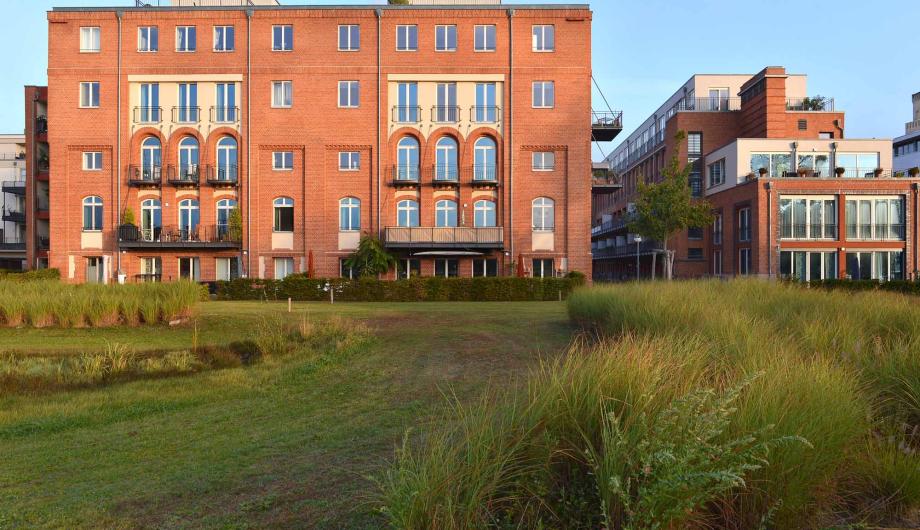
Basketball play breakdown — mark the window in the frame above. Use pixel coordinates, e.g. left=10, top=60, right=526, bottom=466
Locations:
left=750, top=153, right=793, bottom=178
left=708, top=159, right=724, bottom=187
left=177, top=137, right=199, bottom=180
left=434, top=83, right=458, bottom=122
left=176, top=26, right=196, bottom=52
left=845, top=251, right=903, bottom=281
left=178, top=199, right=200, bottom=239
left=532, top=258, right=554, bottom=278
left=140, top=137, right=161, bottom=180
left=272, top=81, right=292, bottom=108
left=80, top=27, right=100, bottom=52
left=474, top=200, right=496, bottom=227
left=474, top=137, right=497, bottom=181
left=532, top=25, right=554, bottom=52
left=845, top=197, right=905, bottom=240
left=339, top=197, right=361, bottom=231
left=215, top=83, right=236, bottom=122
left=738, top=248, right=752, bottom=276
left=215, top=257, right=240, bottom=281
left=532, top=151, right=555, bottom=171
left=339, top=152, right=360, bottom=171
left=435, top=259, right=459, bottom=278
left=338, top=25, right=360, bottom=51
left=532, top=197, right=554, bottom=231
left=214, top=25, right=234, bottom=52
left=796, top=153, right=831, bottom=177
left=80, top=82, right=100, bottom=108
left=474, top=25, right=496, bottom=51
left=140, top=257, right=162, bottom=280
left=687, top=248, right=704, bottom=260
left=797, top=119, right=807, bottom=131
left=340, top=259, right=357, bottom=279
left=214, top=137, right=238, bottom=182
left=396, top=25, right=418, bottom=51
left=781, top=251, right=838, bottom=282
left=687, top=133, right=702, bottom=155
left=177, top=257, right=200, bottom=282
left=177, top=83, right=198, bottom=122
left=473, top=259, right=498, bottom=277
left=435, top=137, right=458, bottom=181
left=396, top=82, right=419, bottom=122
left=532, top=81, right=554, bottom=108
left=216, top=198, right=237, bottom=237
left=82, top=152, right=102, bottom=170
left=272, top=25, right=293, bottom=51
left=86, top=257, right=105, bottom=284
left=712, top=250, right=723, bottom=276
left=138, top=26, right=158, bottom=52
left=140, top=199, right=162, bottom=241
left=274, top=258, right=295, bottom=280
left=687, top=227, right=703, bottom=240
left=82, top=196, right=103, bottom=231
left=338, top=81, right=359, bottom=108
left=273, top=197, right=294, bottom=232
left=435, top=25, right=457, bottom=51
left=819, top=132, right=833, bottom=139
left=435, top=199, right=458, bottom=227
left=396, top=136, right=420, bottom=180
left=397, top=200, right=419, bottom=227
left=836, top=153, right=880, bottom=178
left=474, top=83, right=498, bottom=122
left=779, top=197, right=837, bottom=240
left=399, top=258, right=421, bottom=279
left=138, top=83, right=160, bottom=122
left=273, top=151, right=294, bottom=170
left=738, top=207, right=751, bottom=242
left=712, top=214, right=723, bottom=245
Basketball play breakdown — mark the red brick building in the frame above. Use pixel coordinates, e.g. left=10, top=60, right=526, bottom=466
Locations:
left=593, top=66, right=915, bottom=282
left=47, top=0, right=614, bottom=283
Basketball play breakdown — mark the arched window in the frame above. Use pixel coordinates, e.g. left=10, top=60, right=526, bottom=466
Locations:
left=216, top=198, right=237, bottom=237
left=339, top=197, right=361, bottom=231
left=396, top=136, right=419, bottom=181
left=140, top=198, right=162, bottom=241
left=178, top=199, right=200, bottom=239
left=532, top=197, right=555, bottom=231
left=216, top=136, right=238, bottom=182
left=141, top=137, right=161, bottom=180
left=82, top=196, right=103, bottom=231
left=178, top=137, right=199, bottom=180
left=397, top=199, right=419, bottom=227
left=273, top=197, right=294, bottom=232
left=435, top=137, right=458, bottom=181
left=474, top=200, right=496, bottom=227
left=473, top=137, right=496, bottom=181
left=435, top=199, right=457, bottom=227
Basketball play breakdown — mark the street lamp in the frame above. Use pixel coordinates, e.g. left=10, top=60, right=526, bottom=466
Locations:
left=634, top=235, right=642, bottom=281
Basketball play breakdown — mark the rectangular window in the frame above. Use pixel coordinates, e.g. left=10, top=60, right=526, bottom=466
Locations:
left=80, top=27, right=100, bottom=52
left=396, top=25, right=418, bottom=51
left=532, top=151, right=555, bottom=171
left=86, top=257, right=105, bottom=284
left=687, top=248, right=704, bottom=260
left=738, top=248, right=751, bottom=276
left=797, top=119, right=807, bottom=131
left=780, top=251, right=838, bottom=282
left=836, top=152, right=881, bottom=178
left=271, top=81, right=292, bottom=108
left=845, top=251, right=903, bottom=281
left=138, top=26, right=158, bottom=52
left=140, top=257, right=162, bottom=280
left=338, top=25, right=360, bottom=51
left=177, top=83, right=198, bottom=122
left=396, top=82, right=418, bottom=122
left=215, top=257, right=239, bottom=281
left=272, top=25, right=293, bottom=51
left=532, top=25, right=554, bottom=52
left=474, top=25, right=496, bottom=52
left=474, top=83, right=497, bottom=122
left=750, top=152, right=793, bottom=178
left=274, top=203, right=294, bottom=232
left=82, top=152, right=102, bottom=170
left=845, top=197, right=905, bottom=240
left=796, top=153, right=831, bottom=177
left=532, top=258, right=555, bottom=278
left=532, top=81, right=554, bottom=108
left=434, top=83, right=457, bottom=122
left=214, top=25, right=234, bottom=51
left=138, top=83, right=160, bottom=122
left=339, top=152, right=360, bottom=171
left=338, top=81, right=359, bottom=108
left=738, top=207, right=751, bottom=242
left=215, top=83, right=236, bottom=122
left=708, top=159, right=724, bottom=187
left=435, top=258, right=459, bottom=278
left=399, top=258, right=421, bottom=279
left=779, top=197, right=838, bottom=240
left=435, top=25, right=457, bottom=51
left=178, top=257, right=200, bottom=281
left=80, top=82, right=100, bottom=108
left=274, top=257, right=295, bottom=280
left=712, top=250, right=722, bottom=276
left=687, top=227, right=703, bottom=240
left=712, top=214, right=723, bottom=245
left=687, top=132, right=702, bottom=155
left=473, top=259, right=498, bottom=277
left=176, top=26, right=196, bottom=52
left=273, top=151, right=293, bottom=170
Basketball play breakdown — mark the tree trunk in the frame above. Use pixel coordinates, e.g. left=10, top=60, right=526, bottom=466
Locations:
left=662, top=239, right=673, bottom=281
left=651, top=251, right=657, bottom=281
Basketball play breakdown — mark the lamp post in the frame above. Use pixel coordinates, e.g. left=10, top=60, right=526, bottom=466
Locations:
left=634, top=235, right=642, bottom=281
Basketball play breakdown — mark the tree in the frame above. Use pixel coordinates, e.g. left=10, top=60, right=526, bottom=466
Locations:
left=629, top=131, right=714, bottom=280
left=345, top=234, right=398, bottom=278
left=228, top=206, right=243, bottom=241
left=121, top=207, right=136, bottom=226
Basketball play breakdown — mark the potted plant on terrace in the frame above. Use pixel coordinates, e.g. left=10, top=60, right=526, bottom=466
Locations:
left=797, top=167, right=808, bottom=178
left=835, top=167, right=846, bottom=178
left=909, top=167, right=920, bottom=178
left=118, top=207, right=139, bottom=242
left=874, top=168, right=884, bottom=178
left=757, top=167, right=768, bottom=178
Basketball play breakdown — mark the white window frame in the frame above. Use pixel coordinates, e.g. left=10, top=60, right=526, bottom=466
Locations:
left=339, top=152, right=360, bottom=171
left=474, top=24, right=496, bottom=52
left=738, top=207, right=751, bottom=242
left=397, top=199, right=419, bottom=228
left=82, top=196, right=104, bottom=232
left=137, top=26, right=158, bottom=52
left=708, top=158, right=725, bottom=188
left=435, top=199, right=458, bottom=228
left=213, top=25, right=234, bottom=52
left=175, top=26, right=196, bottom=52
left=272, top=25, right=293, bottom=52
left=79, top=82, right=100, bottom=108
left=779, top=195, right=838, bottom=240
left=712, top=213, right=723, bottom=245
left=338, top=24, right=360, bottom=51
left=271, top=81, right=293, bottom=108
left=435, top=25, right=457, bottom=52
left=532, top=197, right=555, bottom=231
left=396, top=25, right=418, bottom=51
left=339, top=197, right=361, bottom=232
left=532, top=151, right=555, bottom=171
left=473, top=200, right=496, bottom=228
left=272, top=151, right=294, bottom=171
left=274, top=257, right=295, bottom=280
left=739, top=248, right=752, bottom=276
left=532, top=81, right=554, bottom=108
left=82, top=152, right=103, bottom=171
left=80, top=26, right=100, bottom=53
left=215, top=257, right=237, bottom=282
left=531, top=25, right=554, bottom=52
left=178, top=257, right=200, bottom=282
left=712, top=250, right=722, bottom=276
left=338, top=80, right=360, bottom=108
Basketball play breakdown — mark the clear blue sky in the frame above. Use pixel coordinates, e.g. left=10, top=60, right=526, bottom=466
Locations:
left=2, top=0, right=917, bottom=161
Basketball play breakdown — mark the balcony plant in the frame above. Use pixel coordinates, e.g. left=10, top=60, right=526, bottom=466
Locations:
left=757, top=167, right=768, bottom=178
left=797, top=167, right=807, bottom=178
left=835, top=167, right=846, bottom=177
left=227, top=207, right=242, bottom=241
left=909, top=167, right=920, bottom=178
left=873, top=168, right=884, bottom=178
left=118, top=207, right=138, bottom=241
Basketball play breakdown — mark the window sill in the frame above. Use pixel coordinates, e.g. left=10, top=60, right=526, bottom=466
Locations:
left=532, top=49, right=555, bottom=53
left=396, top=49, right=418, bottom=52
left=272, top=231, right=294, bottom=234
left=213, top=49, right=235, bottom=53
left=272, top=49, right=294, bottom=52
left=339, top=168, right=360, bottom=172
left=82, top=230, right=102, bottom=233
left=272, top=168, right=294, bottom=172
left=271, top=106, right=293, bottom=109
left=80, top=50, right=101, bottom=54
left=337, top=48, right=360, bottom=52
left=175, top=50, right=196, bottom=53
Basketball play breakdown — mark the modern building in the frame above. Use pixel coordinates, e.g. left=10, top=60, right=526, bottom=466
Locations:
left=0, top=134, right=27, bottom=270
left=24, top=86, right=51, bottom=270
left=593, top=66, right=915, bottom=282
left=47, top=0, right=616, bottom=283
left=893, top=91, right=920, bottom=174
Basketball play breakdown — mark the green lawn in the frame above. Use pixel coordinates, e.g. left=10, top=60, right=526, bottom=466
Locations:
left=0, top=301, right=572, bottom=528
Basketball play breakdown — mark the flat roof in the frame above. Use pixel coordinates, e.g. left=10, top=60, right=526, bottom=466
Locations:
left=53, top=4, right=589, bottom=12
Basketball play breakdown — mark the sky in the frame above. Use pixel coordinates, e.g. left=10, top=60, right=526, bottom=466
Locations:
left=2, top=0, right=918, bottom=162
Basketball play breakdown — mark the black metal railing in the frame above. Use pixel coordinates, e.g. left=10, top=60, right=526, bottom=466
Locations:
left=672, top=98, right=741, bottom=112
left=470, top=106, right=501, bottom=123
left=785, top=97, right=835, bottom=112
left=133, top=106, right=163, bottom=123
left=779, top=223, right=839, bottom=239
left=471, top=165, right=498, bottom=182
left=2, top=181, right=26, bottom=195
left=591, top=110, right=624, bottom=129
left=592, top=240, right=659, bottom=259
left=392, top=106, right=422, bottom=124
left=431, top=106, right=461, bottom=123
left=384, top=226, right=503, bottom=248
left=37, top=160, right=49, bottom=173
left=210, top=106, right=240, bottom=123
left=591, top=216, right=633, bottom=237
left=119, top=224, right=241, bottom=247
left=167, top=165, right=200, bottom=186
left=35, top=116, right=48, bottom=134
left=845, top=223, right=905, bottom=240
left=37, top=237, right=50, bottom=251
left=389, top=165, right=420, bottom=183
left=429, top=165, right=460, bottom=183
left=0, top=236, right=25, bottom=250
left=172, top=106, right=201, bottom=123
left=2, top=209, right=25, bottom=224
left=127, top=165, right=162, bottom=186
left=207, top=165, right=239, bottom=186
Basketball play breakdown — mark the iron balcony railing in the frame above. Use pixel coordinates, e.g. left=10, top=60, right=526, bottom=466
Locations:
left=389, top=165, right=420, bottom=183
left=37, top=237, right=50, bottom=251
left=429, top=165, right=460, bottom=183
left=785, top=97, right=835, bottom=112
left=128, top=165, right=162, bottom=186
left=2, top=209, right=25, bottom=224
left=172, top=106, right=201, bottom=123
left=35, top=116, right=48, bottom=134
left=592, top=240, right=660, bottom=259
left=845, top=223, right=906, bottom=241
left=207, top=165, right=239, bottom=186
left=119, top=224, right=241, bottom=248
left=0, top=235, right=25, bottom=251
left=779, top=223, right=839, bottom=240
left=166, top=165, right=200, bottom=186
left=133, top=106, right=163, bottom=124
left=431, top=106, right=461, bottom=123
left=392, top=106, right=422, bottom=124
left=136, top=0, right=257, bottom=7
left=673, top=97, right=741, bottom=113
left=37, top=160, right=49, bottom=173
left=591, top=111, right=624, bottom=129
left=384, top=226, right=503, bottom=248
left=471, top=165, right=498, bottom=182
left=210, top=106, right=240, bottom=123
left=591, top=216, right=632, bottom=237
left=2, top=181, right=26, bottom=196
left=470, top=106, right=500, bottom=123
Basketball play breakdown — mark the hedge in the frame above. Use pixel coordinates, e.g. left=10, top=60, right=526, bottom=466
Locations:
left=0, top=269, right=60, bottom=282
left=215, top=275, right=585, bottom=302
left=808, top=279, right=920, bottom=296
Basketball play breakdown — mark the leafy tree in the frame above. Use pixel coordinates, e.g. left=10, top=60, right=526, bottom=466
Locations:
left=121, top=207, right=136, bottom=226
left=387, top=0, right=410, bottom=4
left=345, top=234, right=398, bottom=278
left=629, top=131, right=713, bottom=280
left=228, top=206, right=243, bottom=241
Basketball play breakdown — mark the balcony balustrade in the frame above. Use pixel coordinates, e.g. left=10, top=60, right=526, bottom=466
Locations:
left=431, top=106, right=461, bottom=124
left=118, top=224, right=241, bottom=249
left=171, top=106, right=201, bottom=123
left=166, top=165, right=200, bottom=187
left=133, top=106, right=163, bottom=124
left=2, top=181, right=26, bottom=196
left=209, top=106, right=240, bottom=124
left=206, top=165, right=239, bottom=187
left=127, top=165, right=162, bottom=186
left=785, top=97, right=835, bottom=112
left=392, top=106, right=422, bottom=124
left=384, top=226, right=503, bottom=249
left=470, top=106, right=500, bottom=123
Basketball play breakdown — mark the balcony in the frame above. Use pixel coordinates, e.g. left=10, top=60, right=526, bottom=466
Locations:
left=118, top=224, right=241, bottom=250
left=845, top=224, right=906, bottom=241
left=206, top=165, right=239, bottom=187
left=389, top=166, right=420, bottom=186
left=166, top=165, right=200, bottom=187
left=384, top=226, right=504, bottom=249
left=592, top=169, right=620, bottom=194
left=470, top=165, right=499, bottom=186
left=0, top=236, right=25, bottom=251
left=35, top=116, right=48, bottom=135
left=591, top=111, right=624, bottom=142
left=2, top=209, right=25, bottom=224
left=37, top=237, right=49, bottom=251
left=171, top=106, right=201, bottom=124
left=392, top=106, right=422, bottom=124
left=785, top=97, right=835, bottom=112
left=428, top=166, right=460, bottom=186
left=592, top=216, right=632, bottom=237
left=133, top=106, right=163, bottom=124
left=593, top=240, right=659, bottom=259
left=671, top=97, right=741, bottom=113
left=210, top=106, right=240, bottom=124
left=779, top=224, right=839, bottom=240
left=2, top=181, right=26, bottom=196
left=470, top=106, right=501, bottom=124
left=431, top=106, right=461, bottom=124
left=127, top=165, right=162, bottom=187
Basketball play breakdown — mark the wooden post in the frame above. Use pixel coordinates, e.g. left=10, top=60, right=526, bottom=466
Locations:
left=288, top=297, right=292, bottom=312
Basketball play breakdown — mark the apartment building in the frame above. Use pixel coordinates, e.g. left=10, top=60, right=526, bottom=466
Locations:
left=46, top=0, right=614, bottom=283
left=593, top=66, right=915, bottom=282
left=0, top=134, right=27, bottom=270
left=24, top=86, right=51, bottom=270
left=893, top=91, right=920, bottom=174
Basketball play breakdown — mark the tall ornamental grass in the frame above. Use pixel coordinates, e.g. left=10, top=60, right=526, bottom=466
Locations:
left=0, top=280, right=202, bottom=328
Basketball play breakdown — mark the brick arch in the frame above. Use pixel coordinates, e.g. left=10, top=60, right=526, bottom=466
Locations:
left=464, top=128, right=504, bottom=181
left=165, top=127, right=206, bottom=166
left=425, top=127, right=463, bottom=167
left=129, top=128, right=167, bottom=166
left=388, top=128, right=426, bottom=175
left=204, top=127, right=243, bottom=168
